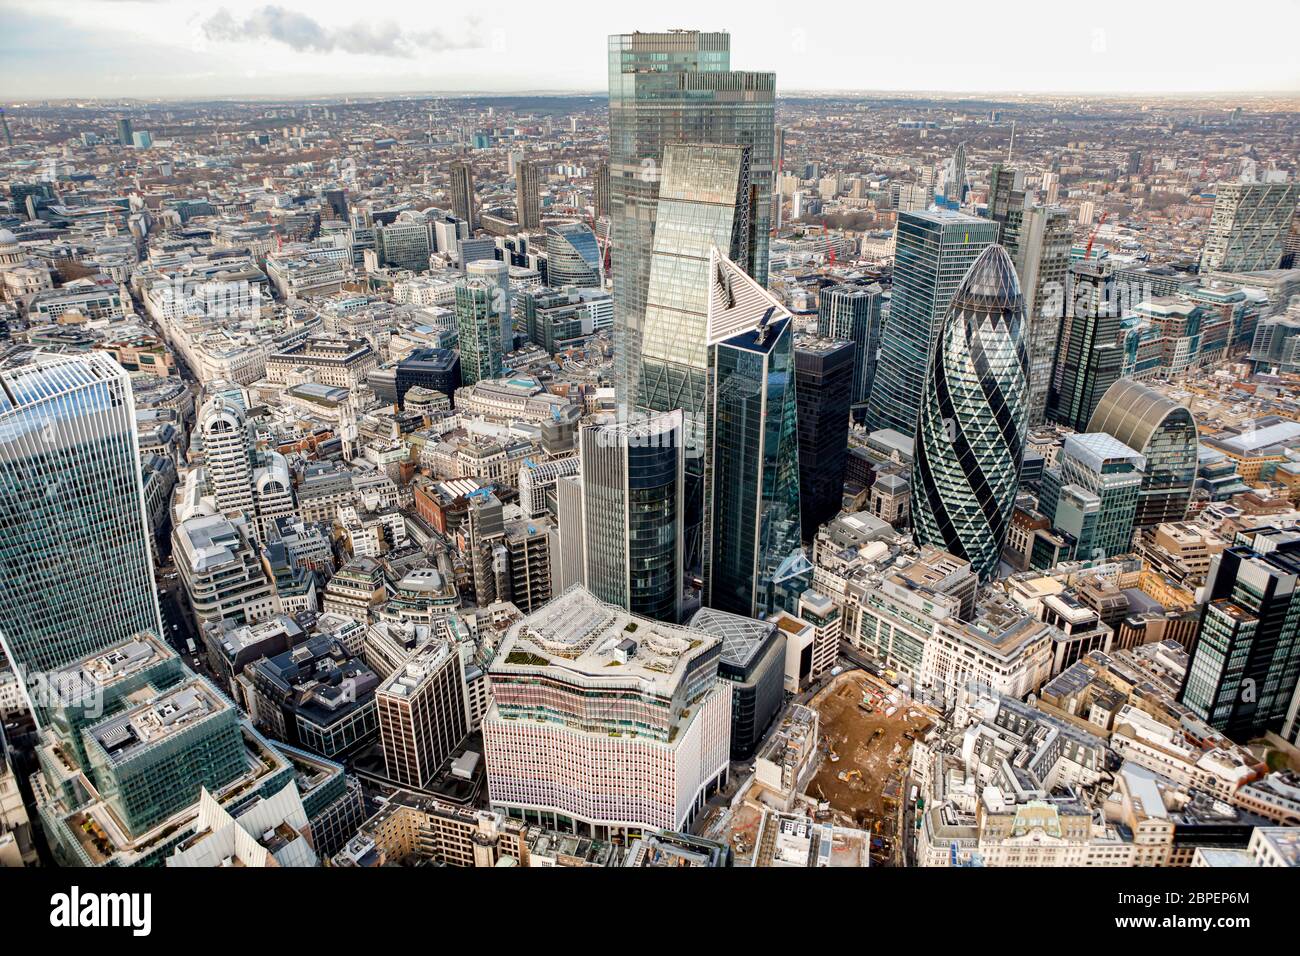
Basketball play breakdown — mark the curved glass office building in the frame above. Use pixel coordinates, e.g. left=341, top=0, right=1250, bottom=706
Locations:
left=544, top=222, right=602, bottom=289
left=579, top=409, right=684, bottom=623
left=912, top=244, right=1030, bottom=581
left=0, top=352, right=163, bottom=676
left=1087, top=377, right=1198, bottom=528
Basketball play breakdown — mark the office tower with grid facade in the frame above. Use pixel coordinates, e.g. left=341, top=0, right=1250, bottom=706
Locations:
left=1048, top=260, right=1124, bottom=431
left=1014, top=205, right=1074, bottom=425
left=0, top=353, right=163, bottom=677
left=376, top=639, right=469, bottom=790
left=454, top=277, right=504, bottom=386
left=817, top=282, right=884, bottom=417
left=1180, top=527, right=1300, bottom=742
left=865, top=210, right=998, bottom=436
left=911, top=245, right=1030, bottom=582
left=1199, top=181, right=1299, bottom=273
left=608, top=30, right=774, bottom=410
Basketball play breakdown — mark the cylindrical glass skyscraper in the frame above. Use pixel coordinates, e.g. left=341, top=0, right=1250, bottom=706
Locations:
left=911, top=244, right=1030, bottom=581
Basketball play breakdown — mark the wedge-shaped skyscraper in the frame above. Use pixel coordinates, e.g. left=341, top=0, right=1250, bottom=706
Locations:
left=703, top=249, right=808, bottom=618
left=639, top=142, right=757, bottom=451
left=911, top=244, right=1030, bottom=581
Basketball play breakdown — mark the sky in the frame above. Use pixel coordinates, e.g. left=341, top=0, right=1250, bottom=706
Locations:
left=1, top=0, right=1298, bottom=100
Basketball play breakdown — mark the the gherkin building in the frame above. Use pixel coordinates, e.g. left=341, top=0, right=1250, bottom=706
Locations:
left=911, top=244, right=1029, bottom=581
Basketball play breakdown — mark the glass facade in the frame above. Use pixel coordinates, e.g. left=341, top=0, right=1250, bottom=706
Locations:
left=1048, top=260, right=1124, bottom=431
left=817, top=282, right=884, bottom=414
left=454, top=278, right=503, bottom=386
left=793, top=338, right=854, bottom=541
left=544, top=223, right=602, bottom=288
left=1039, top=433, right=1144, bottom=560
left=0, top=353, right=163, bottom=677
left=703, top=253, right=804, bottom=618
left=1086, top=378, right=1199, bottom=528
left=1180, top=531, right=1300, bottom=740
left=911, top=244, right=1030, bottom=582
left=865, top=210, right=998, bottom=436
left=608, top=31, right=774, bottom=410
left=579, top=410, right=684, bottom=623
left=639, top=143, right=754, bottom=452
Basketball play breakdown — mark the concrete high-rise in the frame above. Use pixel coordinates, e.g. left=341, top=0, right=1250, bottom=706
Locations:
left=376, top=639, right=469, bottom=790
left=865, top=210, right=997, bottom=436
left=0, top=353, right=163, bottom=678
left=608, top=30, right=775, bottom=410
left=197, top=394, right=255, bottom=519
left=911, top=245, right=1030, bottom=582
left=449, top=160, right=476, bottom=229
left=514, top=159, right=541, bottom=230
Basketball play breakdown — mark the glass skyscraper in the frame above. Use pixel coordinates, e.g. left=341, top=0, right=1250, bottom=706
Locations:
left=1180, top=527, right=1300, bottom=741
left=639, top=142, right=756, bottom=451
left=608, top=30, right=774, bottom=410
left=1013, top=205, right=1074, bottom=426
left=703, top=250, right=807, bottom=618
left=579, top=409, right=684, bottom=623
left=1047, top=259, right=1124, bottom=431
left=817, top=282, right=884, bottom=419
left=793, top=336, right=854, bottom=542
left=865, top=210, right=997, bottom=436
left=1038, top=432, right=1145, bottom=560
left=0, top=352, right=163, bottom=677
left=454, top=278, right=504, bottom=386
left=911, top=245, right=1030, bottom=582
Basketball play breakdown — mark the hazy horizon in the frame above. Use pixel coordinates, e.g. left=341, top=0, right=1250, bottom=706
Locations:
left=2, top=0, right=1298, bottom=100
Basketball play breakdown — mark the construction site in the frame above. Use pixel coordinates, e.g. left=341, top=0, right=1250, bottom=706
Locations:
left=805, top=670, right=938, bottom=861
left=698, top=668, right=940, bottom=866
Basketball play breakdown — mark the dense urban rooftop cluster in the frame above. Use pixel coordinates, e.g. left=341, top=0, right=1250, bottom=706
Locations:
left=0, top=26, right=1298, bottom=878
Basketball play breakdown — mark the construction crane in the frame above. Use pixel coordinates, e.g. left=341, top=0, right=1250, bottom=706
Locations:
left=1084, top=211, right=1109, bottom=261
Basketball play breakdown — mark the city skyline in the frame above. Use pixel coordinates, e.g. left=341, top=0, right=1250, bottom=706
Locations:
left=2, top=1, right=1299, bottom=99
left=1, top=5, right=1299, bottom=896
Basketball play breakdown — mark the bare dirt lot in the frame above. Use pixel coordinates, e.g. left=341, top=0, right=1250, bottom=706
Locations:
left=807, top=670, right=935, bottom=835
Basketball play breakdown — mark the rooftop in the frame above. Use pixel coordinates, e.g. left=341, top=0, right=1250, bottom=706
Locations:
left=492, top=585, right=718, bottom=698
